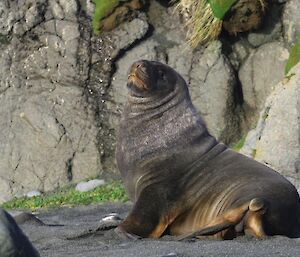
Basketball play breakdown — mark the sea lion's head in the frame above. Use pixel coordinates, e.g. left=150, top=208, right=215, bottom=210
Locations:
left=127, top=60, right=186, bottom=99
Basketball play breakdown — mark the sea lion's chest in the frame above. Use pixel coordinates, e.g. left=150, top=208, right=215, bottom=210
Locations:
left=117, top=104, right=197, bottom=170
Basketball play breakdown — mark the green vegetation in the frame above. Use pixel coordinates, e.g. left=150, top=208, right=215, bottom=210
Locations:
left=92, top=0, right=120, bottom=34
left=1, top=180, right=128, bottom=211
left=208, top=0, right=237, bottom=19
left=178, top=0, right=267, bottom=46
left=232, top=136, right=246, bottom=151
left=252, top=148, right=257, bottom=158
left=285, top=35, right=300, bottom=75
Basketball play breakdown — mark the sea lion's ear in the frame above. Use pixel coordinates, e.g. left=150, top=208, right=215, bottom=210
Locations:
left=157, top=69, right=167, bottom=81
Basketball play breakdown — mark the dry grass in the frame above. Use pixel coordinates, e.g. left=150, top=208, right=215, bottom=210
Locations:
left=177, top=0, right=268, bottom=47
left=177, top=0, right=223, bottom=47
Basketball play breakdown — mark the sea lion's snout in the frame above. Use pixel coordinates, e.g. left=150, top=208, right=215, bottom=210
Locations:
left=127, top=60, right=152, bottom=93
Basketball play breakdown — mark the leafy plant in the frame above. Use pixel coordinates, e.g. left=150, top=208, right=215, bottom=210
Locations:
left=209, top=0, right=237, bottom=19
left=285, top=35, right=300, bottom=75
left=92, top=0, right=120, bottom=34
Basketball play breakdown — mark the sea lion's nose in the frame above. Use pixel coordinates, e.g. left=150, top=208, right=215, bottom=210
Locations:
left=129, top=60, right=147, bottom=74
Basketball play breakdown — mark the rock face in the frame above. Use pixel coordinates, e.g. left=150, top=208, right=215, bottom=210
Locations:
left=283, top=0, right=300, bottom=46
left=238, top=42, right=289, bottom=127
left=0, top=0, right=100, bottom=202
left=240, top=63, right=300, bottom=192
left=0, top=208, right=40, bottom=257
left=189, top=41, right=239, bottom=142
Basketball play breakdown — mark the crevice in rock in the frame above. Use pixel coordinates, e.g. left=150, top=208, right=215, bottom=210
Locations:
left=233, top=70, right=244, bottom=107
left=66, top=152, right=76, bottom=182
left=13, top=157, right=22, bottom=172
left=54, top=117, right=67, bottom=144
left=88, top=14, right=154, bottom=173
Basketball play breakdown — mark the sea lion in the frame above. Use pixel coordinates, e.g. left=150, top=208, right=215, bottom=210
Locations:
left=115, top=60, right=300, bottom=240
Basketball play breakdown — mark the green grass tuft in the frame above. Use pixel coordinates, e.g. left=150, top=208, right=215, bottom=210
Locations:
left=232, top=136, right=246, bottom=152
left=1, top=180, right=128, bottom=211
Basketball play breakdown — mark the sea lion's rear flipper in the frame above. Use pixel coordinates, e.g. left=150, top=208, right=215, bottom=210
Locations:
left=177, top=198, right=266, bottom=240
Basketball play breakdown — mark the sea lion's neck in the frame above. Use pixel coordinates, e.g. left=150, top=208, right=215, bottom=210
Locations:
left=125, top=84, right=186, bottom=120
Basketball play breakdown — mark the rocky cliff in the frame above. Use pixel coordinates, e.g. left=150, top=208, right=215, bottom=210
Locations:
left=0, top=0, right=299, bottom=202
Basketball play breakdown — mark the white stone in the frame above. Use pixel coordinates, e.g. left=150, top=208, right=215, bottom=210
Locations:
left=75, top=179, right=105, bottom=192
left=26, top=190, right=42, bottom=198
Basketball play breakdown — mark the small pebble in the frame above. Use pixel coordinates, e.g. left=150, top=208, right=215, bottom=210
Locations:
left=26, top=190, right=41, bottom=198
left=75, top=179, right=105, bottom=192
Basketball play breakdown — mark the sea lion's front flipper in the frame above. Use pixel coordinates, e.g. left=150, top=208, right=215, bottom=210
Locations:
left=177, top=198, right=266, bottom=240
left=117, top=186, right=174, bottom=239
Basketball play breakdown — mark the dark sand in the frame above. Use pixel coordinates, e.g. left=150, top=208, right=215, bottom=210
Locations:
left=19, top=203, right=300, bottom=257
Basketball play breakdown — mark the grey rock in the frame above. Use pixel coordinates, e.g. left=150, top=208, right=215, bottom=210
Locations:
left=247, top=4, right=283, bottom=47
left=254, top=63, right=300, bottom=192
left=239, top=129, right=257, bottom=157
left=189, top=41, right=239, bottom=143
left=241, top=63, right=300, bottom=192
left=86, top=0, right=95, bottom=18
left=0, top=208, right=40, bottom=257
left=0, top=1, right=101, bottom=203
left=240, top=109, right=268, bottom=157
left=238, top=42, right=289, bottom=127
left=75, top=179, right=106, bottom=192
left=228, top=40, right=253, bottom=70
left=167, top=44, right=194, bottom=82
left=26, top=190, right=42, bottom=198
left=8, top=211, right=44, bottom=226
left=283, top=0, right=300, bottom=46
left=50, top=1, right=65, bottom=20
left=0, top=0, right=47, bottom=36
left=148, top=0, right=186, bottom=45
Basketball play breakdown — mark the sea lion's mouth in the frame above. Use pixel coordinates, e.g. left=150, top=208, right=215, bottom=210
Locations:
left=127, top=73, right=149, bottom=92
